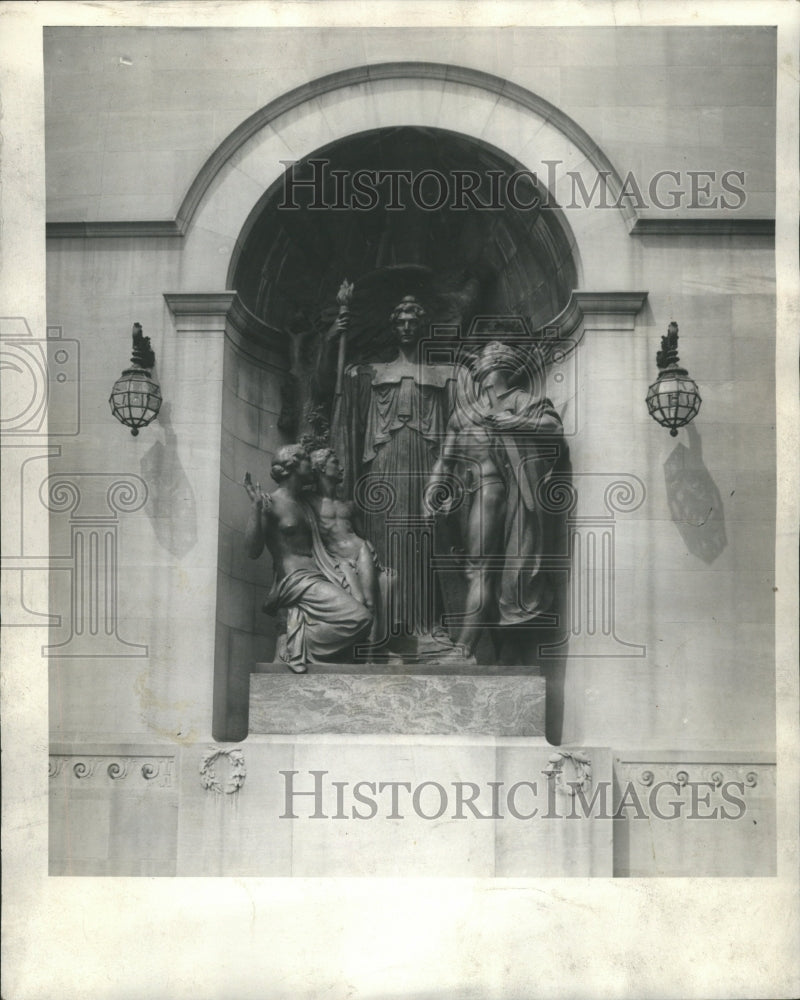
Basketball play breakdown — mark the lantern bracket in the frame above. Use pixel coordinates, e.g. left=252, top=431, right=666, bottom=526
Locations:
left=129, top=322, right=156, bottom=373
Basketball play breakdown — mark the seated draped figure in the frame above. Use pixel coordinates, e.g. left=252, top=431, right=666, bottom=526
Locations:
left=243, top=444, right=372, bottom=673
left=305, top=447, right=394, bottom=647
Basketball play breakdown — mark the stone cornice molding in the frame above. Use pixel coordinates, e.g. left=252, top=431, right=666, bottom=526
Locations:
left=46, top=216, right=775, bottom=241
left=613, top=749, right=776, bottom=764
left=630, top=218, right=775, bottom=237
left=534, top=290, right=648, bottom=355
left=162, top=289, right=646, bottom=372
left=163, top=291, right=291, bottom=370
left=47, top=220, right=183, bottom=239
left=164, top=291, right=237, bottom=322
left=44, top=61, right=775, bottom=242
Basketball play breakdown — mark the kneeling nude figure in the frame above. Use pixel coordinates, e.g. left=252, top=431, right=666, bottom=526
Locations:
left=243, top=445, right=372, bottom=672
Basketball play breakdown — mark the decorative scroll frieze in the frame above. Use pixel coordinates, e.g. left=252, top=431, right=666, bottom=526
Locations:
left=610, top=756, right=774, bottom=829
left=614, top=756, right=774, bottom=796
left=48, top=754, right=174, bottom=787
left=631, top=764, right=763, bottom=790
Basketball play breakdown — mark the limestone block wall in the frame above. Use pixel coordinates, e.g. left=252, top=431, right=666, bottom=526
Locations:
left=47, top=740, right=775, bottom=877
left=215, top=334, right=286, bottom=740
left=49, top=742, right=179, bottom=875
left=170, top=741, right=614, bottom=878
left=45, top=26, right=775, bottom=224
left=45, top=238, right=209, bottom=744
left=564, top=240, right=776, bottom=751
left=612, top=750, right=776, bottom=877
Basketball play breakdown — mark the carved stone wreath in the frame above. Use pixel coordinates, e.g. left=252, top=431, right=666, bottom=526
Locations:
left=542, top=750, right=592, bottom=796
left=199, top=747, right=246, bottom=795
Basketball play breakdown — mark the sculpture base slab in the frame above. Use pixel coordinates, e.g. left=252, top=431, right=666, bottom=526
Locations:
left=249, top=668, right=545, bottom=736
left=253, top=660, right=546, bottom=676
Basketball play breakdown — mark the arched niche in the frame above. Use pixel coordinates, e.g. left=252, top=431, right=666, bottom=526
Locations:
left=170, top=65, right=647, bottom=742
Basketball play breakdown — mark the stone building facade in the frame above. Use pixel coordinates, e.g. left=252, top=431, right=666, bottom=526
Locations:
left=39, top=25, right=776, bottom=876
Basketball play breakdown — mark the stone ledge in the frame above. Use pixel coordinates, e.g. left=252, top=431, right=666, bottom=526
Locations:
left=254, top=660, right=545, bottom=676
left=250, top=671, right=545, bottom=736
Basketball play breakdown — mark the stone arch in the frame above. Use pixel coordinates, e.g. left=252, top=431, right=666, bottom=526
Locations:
left=178, top=62, right=635, bottom=235
left=177, top=62, right=638, bottom=294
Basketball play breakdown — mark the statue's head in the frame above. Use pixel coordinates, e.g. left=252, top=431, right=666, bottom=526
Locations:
left=270, top=444, right=313, bottom=485
left=390, top=296, right=427, bottom=348
left=472, top=340, right=544, bottom=393
left=309, top=447, right=343, bottom=483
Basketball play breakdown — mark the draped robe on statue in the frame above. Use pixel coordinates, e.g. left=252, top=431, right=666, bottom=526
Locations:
left=332, top=361, right=458, bottom=633
left=487, top=395, right=565, bottom=626
left=262, top=498, right=372, bottom=667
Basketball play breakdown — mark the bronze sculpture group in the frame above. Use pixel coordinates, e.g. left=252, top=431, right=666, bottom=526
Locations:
left=244, top=284, right=565, bottom=671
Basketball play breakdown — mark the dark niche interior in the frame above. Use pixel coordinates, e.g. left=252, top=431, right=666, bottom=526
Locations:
left=229, top=125, right=578, bottom=344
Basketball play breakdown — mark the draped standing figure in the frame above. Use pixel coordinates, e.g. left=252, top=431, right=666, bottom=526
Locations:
left=428, top=340, right=566, bottom=662
left=331, top=295, right=459, bottom=644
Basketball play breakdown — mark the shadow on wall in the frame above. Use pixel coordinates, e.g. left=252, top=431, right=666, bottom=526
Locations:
left=663, top=423, right=727, bottom=564
left=540, top=447, right=573, bottom=747
left=139, top=402, right=198, bottom=558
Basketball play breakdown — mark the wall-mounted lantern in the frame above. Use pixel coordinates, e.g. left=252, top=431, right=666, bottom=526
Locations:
left=109, top=323, right=162, bottom=436
left=646, top=321, right=701, bottom=437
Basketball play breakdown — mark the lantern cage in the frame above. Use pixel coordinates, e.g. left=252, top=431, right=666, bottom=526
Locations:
left=646, top=321, right=701, bottom=437
left=109, top=323, right=163, bottom=436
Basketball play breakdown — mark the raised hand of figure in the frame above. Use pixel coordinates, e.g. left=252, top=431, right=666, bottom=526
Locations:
left=243, top=472, right=268, bottom=508
left=331, top=279, right=354, bottom=339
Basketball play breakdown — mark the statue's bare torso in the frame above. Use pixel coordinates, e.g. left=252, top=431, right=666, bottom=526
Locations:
left=306, top=494, right=365, bottom=564
left=260, top=489, right=316, bottom=579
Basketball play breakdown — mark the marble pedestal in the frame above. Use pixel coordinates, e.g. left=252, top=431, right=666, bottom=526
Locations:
left=233, top=666, right=612, bottom=877
left=250, top=664, right=546, bottom=736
